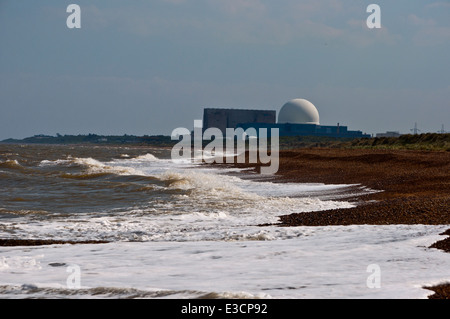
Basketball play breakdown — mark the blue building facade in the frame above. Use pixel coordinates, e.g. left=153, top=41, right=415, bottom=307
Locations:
left=236, top=122, right=371, bottom=139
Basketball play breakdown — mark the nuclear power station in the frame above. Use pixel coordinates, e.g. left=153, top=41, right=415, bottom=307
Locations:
left=202, top=108, right=276, bottom=134
left=202, top=99, right=370, bottom=139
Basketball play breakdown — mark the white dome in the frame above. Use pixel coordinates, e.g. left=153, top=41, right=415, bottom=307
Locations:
left=278, top=99, right=320, bottom=125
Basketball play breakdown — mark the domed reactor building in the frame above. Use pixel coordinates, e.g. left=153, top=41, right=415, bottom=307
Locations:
left=202, top=99, right=370, bottom=138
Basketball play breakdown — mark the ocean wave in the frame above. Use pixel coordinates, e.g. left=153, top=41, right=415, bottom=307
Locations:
left=73, top=157, right=147, bottom=176
left=40, top=157, right=146, bottom=176
left=7, top=209, right=50, bottom=215
left=132, top=153, right=160, bottom=162
left=39, top=159, right=73, bottom=167
left=111, top=153, right=162, bottom=165
left=0, top=160, right=23, bottom=170
left=0, top=198, right=353, bottom=243
left=0, top=284, right=269, bottom=299
left=224, top=230, right=277, bottom=242
left=59, top=172, right=113, bottom=180
left=159, top=170, right=262, bottom=200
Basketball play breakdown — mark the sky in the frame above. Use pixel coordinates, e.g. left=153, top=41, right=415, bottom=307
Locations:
left=0, top=0, right=449, bottom=140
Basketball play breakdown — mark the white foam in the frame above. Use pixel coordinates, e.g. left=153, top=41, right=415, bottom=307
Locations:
left=132, top=153, right=160, bottom=162
left=0, top=159, right=360, bottom=242
left=4, top=150, right=448, bottom=298
left=73, top=157, right=146, bottom=176
left=160, top=170, right=261, bottom=199
left=0, top=195, right=355, bottom=243
left=0, top=255, right=43, bottom=271
left=0, top=225, right=448, bottom=299
left=0, top=159, right=22, bottom=168
left=39, top=159, right=72, bottom=166
left=39, top=157, right=148, bottom=176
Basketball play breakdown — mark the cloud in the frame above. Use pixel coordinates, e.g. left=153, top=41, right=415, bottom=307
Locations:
left=407, top=14, right=450, bottom=46
left=344, top=18, right=401, bottom=47
left=407, top=14, right=436, bottom=27
left=413, top=26, right=450, bottom=46
left=81, top=4, right=203, bottom=37
left=426, top=2, right=450, bottom=9
left=213, top=0, right=267, bottom=16
left=77, top=0, right=355, bottom=45
left=163, top=0, right=187, bottom=4
left=205, top=0, right=358, bottom=45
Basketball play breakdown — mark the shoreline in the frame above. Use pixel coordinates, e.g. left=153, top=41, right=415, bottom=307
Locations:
left=245, top=148, right=449, bottom=299
left=2, top=146, right=448, bottom=298
left=228, top=148, right=449, bottom=226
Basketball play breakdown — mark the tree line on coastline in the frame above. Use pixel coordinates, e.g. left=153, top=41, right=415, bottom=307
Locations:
left=0, top=134, right=177, bottom=147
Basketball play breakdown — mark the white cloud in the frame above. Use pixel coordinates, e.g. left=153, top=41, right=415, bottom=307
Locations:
left=407, top=14, right=450, bottom=46
left=55, top=1, right=443, bottom=48
left=78, top=1, right=356, bottom=45
left=407, top=14, right=436, bottom=27
left=413, top=25, right=450, bottom=46
left=163, top=0, right=187, bottom=4
left=213, top=0, right=267, bottom=16
left=426, top=2, right=450, bottom=9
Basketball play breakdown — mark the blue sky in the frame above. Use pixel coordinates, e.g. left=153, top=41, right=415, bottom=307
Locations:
left=0, top=0, right=449, bottom=139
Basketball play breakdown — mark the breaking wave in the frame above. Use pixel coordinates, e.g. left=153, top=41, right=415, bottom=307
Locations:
left=0, top=160, right=23, bottom=170
left=130, top=153, right=160, bottom=162
left=2, top=148, right=359, bottom=243
left=0, top=284, right=269, bottom=299
left=40, top=157, right=147, bottom=176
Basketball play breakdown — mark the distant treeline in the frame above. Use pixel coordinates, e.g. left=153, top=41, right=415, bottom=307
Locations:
left=2, top=133, right=449, bottom=151
left=1, top=134, right=177, bottom=147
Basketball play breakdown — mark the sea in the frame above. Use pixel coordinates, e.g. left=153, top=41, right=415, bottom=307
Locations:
left=0, top=143, right=448, bottom=299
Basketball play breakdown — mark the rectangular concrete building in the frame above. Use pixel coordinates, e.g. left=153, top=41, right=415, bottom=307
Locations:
left=202, top=108, right=276, bottom=133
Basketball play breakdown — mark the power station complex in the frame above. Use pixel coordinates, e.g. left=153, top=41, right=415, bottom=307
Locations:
left=202, top=99, right=370, bottom=139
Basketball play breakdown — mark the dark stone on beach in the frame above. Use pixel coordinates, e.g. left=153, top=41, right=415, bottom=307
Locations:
left=48, top=262, right=67, bottom=267
left=425, top=284, right=450, bottom=299
left=275, top=197, right=450, bottom=227
left=429, top=229, right=450, bottom=253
